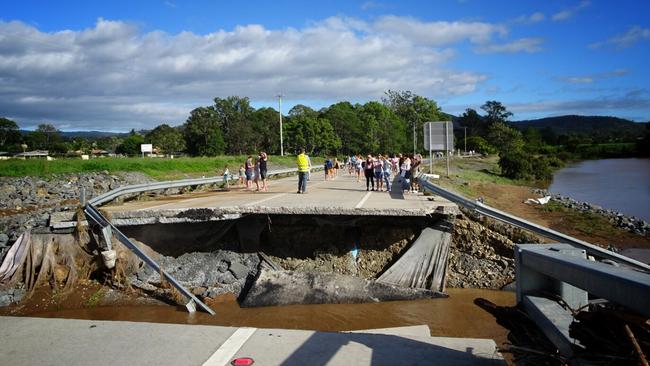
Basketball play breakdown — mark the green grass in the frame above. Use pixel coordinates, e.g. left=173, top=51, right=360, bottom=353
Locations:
left=0, top=155, right=324, bottom=180
left=86, top=288, right=105, bottom=307
left=535, top=200, right=620, bottom=237
left=426, top=156, right=524, bottom=198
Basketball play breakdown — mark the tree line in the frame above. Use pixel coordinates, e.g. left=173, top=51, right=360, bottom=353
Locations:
left=0, top=90, right=448, bottom=157
left=2, top=93, right=647, bottom=182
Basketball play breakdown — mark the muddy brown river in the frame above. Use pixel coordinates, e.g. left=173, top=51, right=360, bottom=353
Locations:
left=26, top=289, right=514, bottom=346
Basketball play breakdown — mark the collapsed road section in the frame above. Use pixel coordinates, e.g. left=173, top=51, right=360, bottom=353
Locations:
left=1, top=209, right=456, bottom=312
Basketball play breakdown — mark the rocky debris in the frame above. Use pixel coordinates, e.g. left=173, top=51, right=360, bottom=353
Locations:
left=461, top=208, right=543, bottom=246
left=129, top=250, right=260, bottom=299
left=0, top=287, right=26, bottom=306
left=268, top=224, right=416, bottom=280
left=0, top=233, right=10, bottom=262
left=241, top=268, right=447, bottom=307
left=0, top=172, right=154, bottom=248
left=446, top=215, right=516, bottom=289
left=533, top=188, right=649, bottom=236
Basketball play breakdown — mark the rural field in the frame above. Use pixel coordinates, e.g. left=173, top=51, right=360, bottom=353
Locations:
left=0, top=155, right=323, bottom=180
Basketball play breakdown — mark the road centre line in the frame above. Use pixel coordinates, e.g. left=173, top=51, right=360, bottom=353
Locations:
left=355, top=191, right=372, bottom=208
left=244, top=193, right=287, bottom=206
left=201, top=327, right=257, bottom=366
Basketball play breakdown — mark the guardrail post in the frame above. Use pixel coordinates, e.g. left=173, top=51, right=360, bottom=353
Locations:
left=80, top=186, right=86, bottom=206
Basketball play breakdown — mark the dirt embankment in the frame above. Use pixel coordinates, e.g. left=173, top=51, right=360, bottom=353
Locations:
left=463, top=181, right=650, bottom=250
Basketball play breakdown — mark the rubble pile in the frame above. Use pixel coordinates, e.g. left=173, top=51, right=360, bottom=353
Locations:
left=447, top=215, right=516, bottom=289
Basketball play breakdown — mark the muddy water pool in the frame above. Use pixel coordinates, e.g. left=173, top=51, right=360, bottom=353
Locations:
left=27, top=288, right=514, bottom=345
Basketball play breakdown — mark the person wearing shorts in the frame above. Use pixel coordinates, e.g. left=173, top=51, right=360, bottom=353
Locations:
left=238, top=165, right=245, bottom=187
left=245, top=155, right=254, bottom=189
left=355, top=155, right=363, bottom=182
left=259, top=151, right=268, bottom=191
left=374, top=155, right=384, bottom=191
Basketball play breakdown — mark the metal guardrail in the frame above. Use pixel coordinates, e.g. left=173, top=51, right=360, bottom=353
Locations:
left=418, top=174, right=650, bottom=272
left=84, top=203, right=216, bottom=315
left=515, top=243, right=650, bottom=358
left=89, top=167, right=304, bottom=206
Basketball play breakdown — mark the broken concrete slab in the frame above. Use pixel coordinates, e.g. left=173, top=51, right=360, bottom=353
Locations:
left=241, top=268, right=448, bottom=307
left=228, top=260, right=251, bottom=280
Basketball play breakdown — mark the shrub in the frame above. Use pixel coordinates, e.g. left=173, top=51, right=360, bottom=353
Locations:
left=531, top=156, right=553, bottom=180
left=498, top=150, right=532, bottom=180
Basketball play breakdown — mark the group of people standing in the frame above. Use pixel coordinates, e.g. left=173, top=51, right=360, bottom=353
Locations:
left=347, top=153, right=422, bottom=192
left=294, top=149, right=423, bottom=194
left=238, top=152, right=269, bottom=191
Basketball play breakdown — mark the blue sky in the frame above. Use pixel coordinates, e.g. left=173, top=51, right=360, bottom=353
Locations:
left=0, top=0, right=648, bottom=131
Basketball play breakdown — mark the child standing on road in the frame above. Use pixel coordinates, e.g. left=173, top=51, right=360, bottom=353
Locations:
left=245, top=156, right=254, bottom=190
left=238, top=165, right=245, bottom=187
left=222, top=165, right=230, bottom=190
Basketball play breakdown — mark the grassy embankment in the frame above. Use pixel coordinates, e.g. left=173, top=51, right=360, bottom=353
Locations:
left=427, top=156, right=638, bottom=246
left=0, top=155, right=322, bottom=180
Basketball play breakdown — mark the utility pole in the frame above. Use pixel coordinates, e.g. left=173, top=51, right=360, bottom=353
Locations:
left=277, top=94, right=284, bottom=156
left=464, top=127, right=467, bottom=155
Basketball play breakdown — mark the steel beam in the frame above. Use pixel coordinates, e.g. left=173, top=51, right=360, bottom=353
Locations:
left=84, top=204, right=216, bottom=315
left=522, top=295, right=582, bottom=358
left=518, top=244, right=650, bottom=317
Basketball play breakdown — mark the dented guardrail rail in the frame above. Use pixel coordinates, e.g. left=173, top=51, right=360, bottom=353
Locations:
left=418, top=174, right=650, bottom=272
left=89, top=167, right=305, bottom=206
left=84, top=203, right=216, bottom=315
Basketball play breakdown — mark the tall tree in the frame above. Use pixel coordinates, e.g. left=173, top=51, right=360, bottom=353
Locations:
left=357, top=101, right=406, bottom=154
left=321, top=102, right=364, bottom=154
left=146, top=124, right=186, bottom=154
left=382, top=90, right=445, bottom=154
left=481, top=101, right=513, bottom=125
left=487, top=121, right=524, bottom=154
left=116, top=130, right=145, bottom=155
left=0, top=117, right=20, bottom=147
left=26, top=123, right=61, bottom=149
left=213, top=96, right=254, bottom=154
left=285, top=107, right=340, bottom=155
left=183, top=107, right=225, bottom=156
left=457, top=108, right=487, bottom=137
left=251, top=107, right=280, bottom=154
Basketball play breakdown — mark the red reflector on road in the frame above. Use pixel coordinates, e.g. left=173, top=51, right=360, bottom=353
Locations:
left=231, top=357, right=255, bottom=366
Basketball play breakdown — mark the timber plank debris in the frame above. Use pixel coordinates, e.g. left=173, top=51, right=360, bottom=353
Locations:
left=377, top=224, right=452, bottom=291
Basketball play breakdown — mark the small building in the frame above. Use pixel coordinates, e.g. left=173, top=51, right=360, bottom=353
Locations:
left=91, top=149, right=110, bottom=157
left=14, top=150, right=49, bottom=159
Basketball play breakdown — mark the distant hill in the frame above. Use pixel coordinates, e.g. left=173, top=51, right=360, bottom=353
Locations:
left=59, top=131, right=129, bottom=139
left=510, top=115, right=647, bottom=136
left=19, top=130, right=131, bottom=139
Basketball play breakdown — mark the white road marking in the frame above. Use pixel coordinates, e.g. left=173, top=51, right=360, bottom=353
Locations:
left=355, top=191, right=372, bottom=208
left=202, top=327, right=257, bottom=366
left=244, top=193, right=286, bottom=206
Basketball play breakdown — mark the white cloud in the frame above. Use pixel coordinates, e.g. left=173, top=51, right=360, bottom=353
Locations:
left=474, top=38, right=544, bottom=54
left=552, top=0, right=590, bottom=21
left=0, top=16, right=539, bottom=130
left=559, top=69, right=628, bottom=84
left=373, top=16, right=508, bottom=45
left=590, top=26, right=650, bottom=49
left=514, top=12, right=545, bottom=24
left=360, top=1, right=390, bottom=10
